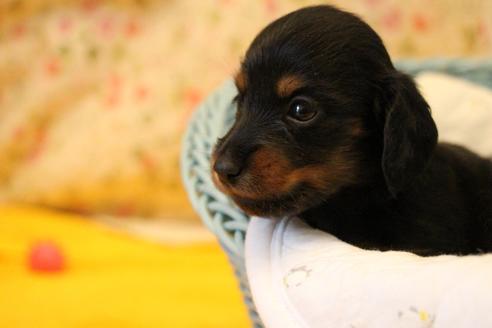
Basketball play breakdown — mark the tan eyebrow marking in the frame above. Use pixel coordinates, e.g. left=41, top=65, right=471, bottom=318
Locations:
left=234, top=71, right=247, bottom=93
left=276, top=75, right=305, bottom=98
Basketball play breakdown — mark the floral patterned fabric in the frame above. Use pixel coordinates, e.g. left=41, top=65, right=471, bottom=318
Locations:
left=0, top=0, right=491, bottom=219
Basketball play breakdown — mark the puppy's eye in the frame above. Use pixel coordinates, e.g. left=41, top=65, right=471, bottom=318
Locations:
left=287, top=98, right=317, bottom=122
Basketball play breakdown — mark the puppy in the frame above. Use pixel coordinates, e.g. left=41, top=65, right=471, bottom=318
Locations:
left=211, top=5, right=492, bottom=256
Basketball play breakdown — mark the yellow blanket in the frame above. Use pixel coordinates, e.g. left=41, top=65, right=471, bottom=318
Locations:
left=0, top=205, right=249, bottom=328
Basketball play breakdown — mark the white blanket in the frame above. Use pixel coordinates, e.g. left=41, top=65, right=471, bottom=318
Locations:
left=245, top=73, right=492, bottom=328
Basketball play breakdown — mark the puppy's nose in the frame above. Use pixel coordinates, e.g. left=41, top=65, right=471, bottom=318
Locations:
left=213, top=156, right=243, bottom=183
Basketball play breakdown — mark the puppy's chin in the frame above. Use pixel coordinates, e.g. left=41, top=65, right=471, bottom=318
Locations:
left=230, top=194, right=299, bottom=218
left=213, top=171, right=297, bottom=217
left=212, top=169, right=328, bottom=218
left=228, top=184, right=322, bottom=218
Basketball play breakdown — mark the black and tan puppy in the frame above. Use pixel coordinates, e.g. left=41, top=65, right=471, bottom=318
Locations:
left=211, top=5, right=492, bottom=256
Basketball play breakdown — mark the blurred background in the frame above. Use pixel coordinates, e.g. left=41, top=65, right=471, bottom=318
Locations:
left=0, top=0, right=491, bottom=327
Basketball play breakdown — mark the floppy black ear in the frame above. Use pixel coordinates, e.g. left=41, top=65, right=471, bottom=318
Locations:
left=381, top=72, right=438, bottom=197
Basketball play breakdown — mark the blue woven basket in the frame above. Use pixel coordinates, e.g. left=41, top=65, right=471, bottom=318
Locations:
left=181, top=59, right=492, bottom=328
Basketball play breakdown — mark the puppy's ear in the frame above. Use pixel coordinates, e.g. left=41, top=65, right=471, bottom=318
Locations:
left=380, top=71, right=438, bottom=197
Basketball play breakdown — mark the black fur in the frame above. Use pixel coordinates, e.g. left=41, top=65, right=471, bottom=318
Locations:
left=212, top=5, right=492, bottom=256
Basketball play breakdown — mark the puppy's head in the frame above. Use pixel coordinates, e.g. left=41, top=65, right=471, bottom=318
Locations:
left=212, top=5, right=437, bottom=218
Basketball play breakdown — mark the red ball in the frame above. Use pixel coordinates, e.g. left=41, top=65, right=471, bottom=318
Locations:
left=28, top=241, right=65, bottom=273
